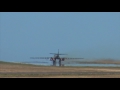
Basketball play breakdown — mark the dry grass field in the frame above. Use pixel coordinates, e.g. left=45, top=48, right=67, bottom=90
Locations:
left=0, top=61, right=120, bottom=78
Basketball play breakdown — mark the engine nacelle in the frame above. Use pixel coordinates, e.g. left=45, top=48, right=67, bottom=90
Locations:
left=50, top=57, right=55, bottom=61
left=60, top=58, right=65, bottom=61
left=50, top=57, right=53, bottom=61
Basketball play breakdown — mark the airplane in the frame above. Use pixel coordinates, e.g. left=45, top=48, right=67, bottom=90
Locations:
left=30, top=49, right=84, bottom=66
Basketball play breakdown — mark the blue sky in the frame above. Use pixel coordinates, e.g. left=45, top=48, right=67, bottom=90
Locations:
left=0, top=12, right=120, bottom=62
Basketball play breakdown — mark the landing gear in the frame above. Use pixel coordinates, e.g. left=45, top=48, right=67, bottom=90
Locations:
left=53, top=60, right=56, bottom=66
left=59, top=59, right=61, bottom=66
left=52, top=59, right=62, bottom=66
left=51, top=58, right=64, bottom=66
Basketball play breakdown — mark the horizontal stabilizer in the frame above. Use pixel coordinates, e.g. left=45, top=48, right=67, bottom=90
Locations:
left=49, top=53, right=58, bottom=54
left=50, top=53, right=67, bottom=55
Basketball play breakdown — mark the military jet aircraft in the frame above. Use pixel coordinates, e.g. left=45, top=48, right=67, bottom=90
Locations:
left=30, top=49, right=84, bottom=66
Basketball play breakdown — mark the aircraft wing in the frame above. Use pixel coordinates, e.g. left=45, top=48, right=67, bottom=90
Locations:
left=30, top=57, right=51, bottom=59
left=64, top=58, right=84, bottom=59
left=30, top=57, right=84, bottom=59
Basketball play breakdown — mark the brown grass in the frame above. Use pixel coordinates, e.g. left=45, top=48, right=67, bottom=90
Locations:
left=0, top=61, right=120, bottom=78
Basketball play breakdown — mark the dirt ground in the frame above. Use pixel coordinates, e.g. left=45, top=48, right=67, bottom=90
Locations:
left=0, top=61, right=120, bottom=78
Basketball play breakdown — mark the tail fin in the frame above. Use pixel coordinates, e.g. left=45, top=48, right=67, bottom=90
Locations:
left=50, top=49, right=67, bottom=55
